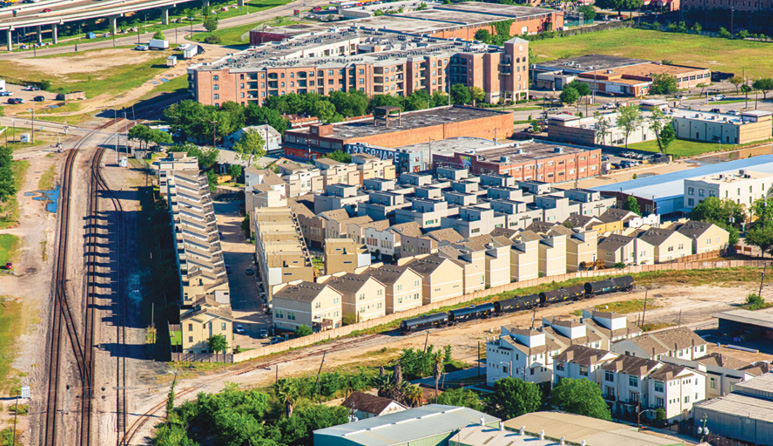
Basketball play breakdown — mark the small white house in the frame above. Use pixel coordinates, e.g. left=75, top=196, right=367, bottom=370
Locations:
left=223, top=125, right=281, bottom=152
left=340, top=391, right=407, bottom=419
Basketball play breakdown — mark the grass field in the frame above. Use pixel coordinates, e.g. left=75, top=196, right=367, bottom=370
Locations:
left=38, top=165, right=56, bottom=191
left=592, top=298, right=661, bottom=314
left=628, top=137, right=773, bottom=157
left=190, top=7, right=297, bottom=45
left=0, top=161, right=29, bottom=229
left=531, top=28, right=773, bottom=78
left=0, top=57, right=171, bottom=99
left=0, top=299, right=24, bottom=395
left=0, top=235, right=20, bottom=266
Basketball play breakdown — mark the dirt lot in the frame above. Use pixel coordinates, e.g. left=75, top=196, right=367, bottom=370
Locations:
left=11, top=49, right=160, bottom=77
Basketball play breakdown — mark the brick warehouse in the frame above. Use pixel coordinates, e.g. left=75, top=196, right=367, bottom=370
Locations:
left=249, top=3, right=563, bottom=46
left=191, top=28, right=529, bottom=106
left=432, top=140, right=602, bottom=182
left=282, top=106, right=514, bottom=161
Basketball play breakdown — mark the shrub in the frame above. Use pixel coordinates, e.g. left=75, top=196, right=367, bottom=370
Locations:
left=203, top=35, right=221, bottom=44
left=745, top=293, right=768, bottom=310
left=342, top=313, right=358, bottom=325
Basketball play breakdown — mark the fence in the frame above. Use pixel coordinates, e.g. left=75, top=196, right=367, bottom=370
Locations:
left=171, top=352, right=235, bottom=363
left=229, top=258, right=767, bottom=363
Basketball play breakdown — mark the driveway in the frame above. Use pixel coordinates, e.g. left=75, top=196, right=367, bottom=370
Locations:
left=213, top=199, right=272, bottom=350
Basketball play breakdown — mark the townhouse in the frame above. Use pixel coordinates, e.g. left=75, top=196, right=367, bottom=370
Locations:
left=363, top=264, right=424, bottom=314
left=581, top=308, right=643, bottom=350
left=486, top=325, right=555, bottom=386
left=404, top=255, right=464, bottom=304
left=324, top=274, right=387, bottom=323
left=636, top=228, right=692, bottom=263
left=438, top=244, right=486, bottom=295
left=272, top=281, right=343, bottom=331
left=610, top=327, right=709, bottom=361
left=597, top=234, right=655, bottom=267
left=673, top=221, right=729, bottom=255
left=324, top=238, right=371, bottom=275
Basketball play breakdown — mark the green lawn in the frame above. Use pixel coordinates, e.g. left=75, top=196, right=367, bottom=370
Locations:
left=0, top=299, right=24, bottom=395
left=628, top=137, right=773, bottom=157
left=170, top=329, right=182, bottom=346
left=531, top=28, right=773, bottom=78
left=0, top=235, right=20, bottom=266
left=190, top=7, right=298, bottom=45
left=0, top=161, right=29, bottom=229
left=593, top=298, right=660, bottom=314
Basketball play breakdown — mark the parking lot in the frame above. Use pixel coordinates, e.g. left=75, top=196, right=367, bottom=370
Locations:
left=1, top=82, right=59, bottom=105
left=213, top=199, right=273, bottom=350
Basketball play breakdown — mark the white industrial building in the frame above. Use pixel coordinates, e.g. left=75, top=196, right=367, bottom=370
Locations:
left=684, top=169, right=773, bottom=209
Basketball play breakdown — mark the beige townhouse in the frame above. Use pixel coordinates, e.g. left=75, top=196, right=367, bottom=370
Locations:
left=180, top=295, right=234, bottom=354
left=324, top=274, right=387, bottom=323
left=272, top=281, right=343, bottom=331
left=404, top=255, right=464, bottom=304
left=597, top=233, right=655, bottom=266
left=364, top=265, right=424, bottom=314
left=509, top=238, right=539, bottom=282
left=674, top=221, right=729, bottom=254
left=565, top=230, right=598, bottom=272
left=636, top=228, right=692, bottom=263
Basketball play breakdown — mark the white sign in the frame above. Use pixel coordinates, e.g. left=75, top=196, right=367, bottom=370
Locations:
left=20, top=386, right=30, bottom=399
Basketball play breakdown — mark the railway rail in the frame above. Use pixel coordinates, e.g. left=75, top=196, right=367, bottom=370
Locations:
left=44, top=118, right=125, bottom=446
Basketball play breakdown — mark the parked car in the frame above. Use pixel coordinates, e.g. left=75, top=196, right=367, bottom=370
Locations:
left=234, top=324, right=245, bottom=334
left=601, top=155, right=610, bottom=161
left=258, top=329, right=268, bottom=339
left=23, top=85, right=39, bottom=91
left=727, top=110, right=740, bottom=116
left=7, top=98, right=23, bottom=104
left=270, top=336, right=284, bottom=344
left=246, top=268, right=255, bottom=276
left=134, top=45, right=149, bottom=51
left=710, top=108, right=721, bottom=113
left=2, top=262, right=12, bottom=270
left=42, top=7, right=51, bottom=12
left=33, top=96, right=45, bottom=102
left=0, top=91, right=11, bottom=96
left=601, top=103, right=616, bottom=110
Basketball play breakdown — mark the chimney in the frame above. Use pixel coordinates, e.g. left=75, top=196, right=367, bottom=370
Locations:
left=615, top=361, right=623, bottom=372
left=566, top=350, right=574, bottom=361
left=480, top=417, right=485, bottom=427
left=500, top=421, right=505, bottom=431
left=539, top=430, right=545, bottom=440
left=520, top=426, right=526, bottom=436
left=560, top=437, right=565, bottom=445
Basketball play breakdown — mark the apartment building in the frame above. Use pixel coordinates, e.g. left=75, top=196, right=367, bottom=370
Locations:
left=597, top=234, right=655, bottom=266
left=683, top=169, right=773, bottom=209
left=404, top=255, right=464, bottom=304
left=166, top=170, right=229, bottom=305
left=314, top=184, right=371, bottom=214
left=508, top=238, right=539, bottom=282
left=486, top=325, right=554, bottom=386
left=179, top=295, right=234, bottom=354
left=673, top=221, right=729, bottom=254
left=272, top=281, right=343, bottom=331
left=363, top=264, right=424, bottom=314
left=521, top=231, right=567, bottom=277
left=438, top=244, right=486, bottom=295
left=581, top=308, right=643, bottom=350
left=565, top=230, right=598, bottom=272
left=636, top=228, right=692, bottom=263
left=611, top=327, right=708, bottom=361
left=481, top=238, right=511, bottom=288
left=324, top=274, right=387, bottom=322
left=672, top=109, right=773, bottom=145
left=660, top=353, right=763, bottom=399
left=254, top=206, right=315, bottom=301
left=192, top=25, right=530, bottom=109
left=441, top=206, right=506, bottom=238
left=157, top=151, right=199, bottom=191
left=363, top=221, right=422, bottom=259
left=324, top=238, right=371, bottom=275
left=553, top=345, right=619, bottom=386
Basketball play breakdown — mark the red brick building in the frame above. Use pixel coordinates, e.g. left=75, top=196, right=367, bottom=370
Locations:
left=432, top=141, right=602, bottom=182
left=282, top=106, right=514, bottom=161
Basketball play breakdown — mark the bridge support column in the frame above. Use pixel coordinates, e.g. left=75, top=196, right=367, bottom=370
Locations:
left=36, top=25, right=42, bottom=44
left=110, top=16, right=118, bottom=35
left=161, top=7, right=169, bottom=25
left=52, top=24, right=58, bottom=44
left=202, top=0, right=209, bottom=8
left=5, top=29, right=11, bottom=52
left=238, top=0, right=245, bottom=7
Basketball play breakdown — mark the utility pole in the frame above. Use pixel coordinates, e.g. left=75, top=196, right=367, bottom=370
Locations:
left=759, top=262, right=766, bottom=298
left=423, top=330, right=429, bottom=353
left=314, top=352, right=326, bottom=404
left=11, top=389, right=18, bottom=446
left=641, top=288, right=648, bottom=328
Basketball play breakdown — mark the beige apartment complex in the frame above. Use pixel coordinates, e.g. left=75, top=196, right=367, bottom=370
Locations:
left=636, top=228, right=692, bottom=263
left=166, top=168, right=233, bottom=354
left=272, top=281, right=343, bottom=331
left=565, top=230, right=598, bottom=272
left=324, top=238, right=370, bottom=275
left=364, top=265, right=424, bottom=314
left=509, top=238, right=539, bottom=282
left=674, top=221, right=729, bottom=254
left=405, top=255, right=464, bottom=304
left=597, top=234, right=655, bottom=266
left=324, top=274, right=387, bottom=322
left=254, top=207, right=315, bottom=301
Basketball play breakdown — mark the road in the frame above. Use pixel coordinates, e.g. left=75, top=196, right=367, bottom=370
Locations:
left=0, top=0, right=328, bottom=58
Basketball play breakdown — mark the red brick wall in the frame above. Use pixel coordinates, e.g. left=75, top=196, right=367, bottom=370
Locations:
left=429, top=13, right=562, bottom=40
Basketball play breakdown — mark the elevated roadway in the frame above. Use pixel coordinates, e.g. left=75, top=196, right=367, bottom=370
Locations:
left=0, top=0, right=229, bottom=49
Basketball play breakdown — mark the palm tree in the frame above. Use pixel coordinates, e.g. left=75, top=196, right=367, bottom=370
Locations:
left=433, top=353, right=443, bottom=397
left=274, top=379, right=297, bottom=417
left=402, top=384, right=423, bottom=407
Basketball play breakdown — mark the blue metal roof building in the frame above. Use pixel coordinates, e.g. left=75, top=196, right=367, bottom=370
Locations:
left=313, top=404, right=499, bottom=446
left=592, top=155, right=773, bottom=215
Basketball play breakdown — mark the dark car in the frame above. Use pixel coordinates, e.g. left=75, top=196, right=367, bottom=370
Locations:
left=258, top=329, right=268, bottom=339
left=7, top=98, right=23, bottom=104
left=33, top=95, right=45, bottom=102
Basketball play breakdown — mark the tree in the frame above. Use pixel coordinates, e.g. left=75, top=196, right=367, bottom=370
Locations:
left=660, top=125, right=676, bottom=155
left=207, top=334, right=228, bottom=361
left=402, top=384, right=423, bottom=407
left=691, top=22, right=702, bottom=33
left=486, top=377, right=542, bottom=419
left=567, top=81, right=591, bottom=98
left=752, top=78, right=773, bottom=99
left=325, top=150, right=352, bottom=163
left=616, top=104, right=643, bottom=148
left=233, top=128, right=266, bottom=167
left=578, top=4, right=597, bottom=22
left=593, top=112, right=611, bottom=145
left=431, top=90, right=450, bottom=107
left=746, top=225, right=773, bottom=258
left=528, top=47, right=537, bottom=65
left=203, top=15, right=218, bottom=33
left=274, top=379, right=298, bottom=417
left=690, top=196, right=745, bottom=245
left=170, top=142, right=219, bottom=170
left=279, top=405, right=349, bottom=445
left=474, top=29, right=492, bottom=43
left=166, top=375, right=177, bottom=421
left=330, top=90, right=368, bottom=117
left=312, top=100, right=336, bottom=123
left=745, top=292, right=767, bottom=310
left=648, top=108, right=673, bottom=155
left=451, top=83, right=471, bottom=105
left=560, top=86, right=580, bottom=105
left=469, top=86, right=485, bottom=106
left=295, top=325, right=313, bottom=337
left=623, top=196, right=642, bottom=216
left=153, top=30, right=166, bottom=40
left=550, top=378, right=611, bottom=420
left=430, top=388, right=483, bottom=411
left=128, top=124, right=152, bottom=149
left=729, top=76, right=744, bottom=94
left=227, top=164, right=242, bottom=180
left=595, top=0, right=642, bottom=17
left=718, top=27, right=732, bottom=38
left=40, top=79, right=52, bottom=91
left=649, top=73, right=678, bottom=95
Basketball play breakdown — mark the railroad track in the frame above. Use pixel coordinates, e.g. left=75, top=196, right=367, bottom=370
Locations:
left=44, top=118, right=124, bottom=446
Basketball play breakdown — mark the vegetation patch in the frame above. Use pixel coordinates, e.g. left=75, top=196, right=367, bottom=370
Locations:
left=0, top=299, right=24, bottom=395
left=0, top=160, right=29, bottom=229
left=38, top=165, right=56, bottom=191
left=593, top=298, right=661, bottom=314
left=531, top=28, right=773, bottom=78
left=0, top=235, right=20, bottom=267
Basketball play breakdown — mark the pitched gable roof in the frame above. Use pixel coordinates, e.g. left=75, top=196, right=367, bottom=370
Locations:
left=599, top=208, right=638, bottom=223
left=341, top=391, right=406, bottom=415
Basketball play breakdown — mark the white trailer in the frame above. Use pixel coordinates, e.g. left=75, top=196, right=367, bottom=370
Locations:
left=166, top=56, right=177, bottom=67
left=149, top=39, right=169, bottom=50
left=181, top=44, right=198, bottom=59
left=0, top=79, right=5, bottom=92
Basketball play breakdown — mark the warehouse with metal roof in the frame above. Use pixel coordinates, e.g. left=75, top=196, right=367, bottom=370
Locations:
left=714, top=308, right=773, bottom=339
left=313, top=404, right=499, bottom=446
left=592, top=155, right=773, bottom=215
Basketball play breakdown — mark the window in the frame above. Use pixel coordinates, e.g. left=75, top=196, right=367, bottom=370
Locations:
left=213, top=84, right=219, bottom=90
left=656, top=397, right=664, bottom=408
left=629, top=376, right=639, bottom=387
left=213, top=94, right=219, bottom=100
left=655, top=381, right=664, bottom=392
left=684, top=396, right=690, bottom=403
left=221, top=323, right=226, bottom=330
left=556, top=362, right=565, bottom=371
left=188, top=336, right=193, bottom=343
left=397, top=284, right=403, bottom=291
left=688, top=187, right=694, bottom=195
left=579, top=365, right=588, bottom=376
left=188, top=324, right=193, bottom=332
left=213, top=75, right=219, bottom=81
left=630, top=392, right=639, bottom=404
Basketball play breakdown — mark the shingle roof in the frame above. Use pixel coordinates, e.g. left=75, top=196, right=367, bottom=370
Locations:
left=598, top=208, right=637, bottom=223
left=554, top=344, right=616, bottom=366
left=426, top=228, right=465, bottom=244
left=273, top=282, right=338, bottom=302
left=648, top=363, right=688, bottom=381
left=490, top=227, right=519, bottom=239
left=526, top=220, right=557, bottom=233
left=318, top=209, right=350, bottom=221
left=389, top=221, right=423, bottom=238
left=695, top=353, right=751, bottom=370
left=601, top=355, right=661, bottom=376
left=598, top=234, right=634, bottom=252
left=340, top=392, right=405, bottom=416
left=564, top=214, right=598, bottom=228
left=405, top=255, right=450, bottom=275
left=326, top=274, right=383, bottom=294
left=675, top=220, right=717, bottom=239
left=363, top=264, right=417, bottom=285
left=636, top=227, right=678, bottom=246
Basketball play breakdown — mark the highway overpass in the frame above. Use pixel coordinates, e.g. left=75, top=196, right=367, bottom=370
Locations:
left=0, top=0, right=242, bottom=50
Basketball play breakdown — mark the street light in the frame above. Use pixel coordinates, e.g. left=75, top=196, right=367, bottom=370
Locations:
left=636, top=404, right=658, bottom=430
left=696, top=414, right=710, bottom=442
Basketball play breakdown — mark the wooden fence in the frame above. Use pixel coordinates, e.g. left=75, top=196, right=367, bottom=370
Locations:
left=229, top=259, right=767, bottom=363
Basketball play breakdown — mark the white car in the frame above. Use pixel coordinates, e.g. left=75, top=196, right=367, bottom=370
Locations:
left=235, top=324, right=245, bottom=334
